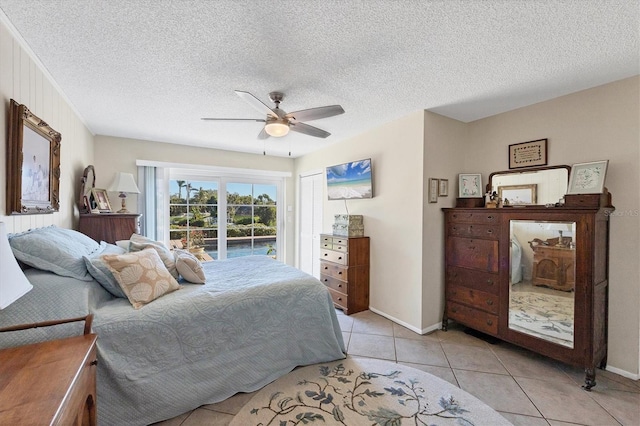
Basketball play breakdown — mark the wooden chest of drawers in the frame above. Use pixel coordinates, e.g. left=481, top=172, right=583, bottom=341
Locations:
left=444, top=210, right=500, bottom=335
left=78, top=213, right=141, bottom=244
left=320, top=234, right=369, bottom=315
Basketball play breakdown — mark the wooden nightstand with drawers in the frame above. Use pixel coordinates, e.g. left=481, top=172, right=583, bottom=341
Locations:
left=319, top=234, right=370, bottom=315
left=0, top=316, right=98, bottom=426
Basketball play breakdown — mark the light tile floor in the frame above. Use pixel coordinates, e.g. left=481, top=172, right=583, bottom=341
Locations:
left=155, top=310, right=639, bottom=426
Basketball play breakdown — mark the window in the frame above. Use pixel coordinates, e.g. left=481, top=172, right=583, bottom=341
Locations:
left=226, top=182, right=277, bottom=258
left=169, top=180, right=219, bottom=258
left=168, top=173, right=283, bottom=260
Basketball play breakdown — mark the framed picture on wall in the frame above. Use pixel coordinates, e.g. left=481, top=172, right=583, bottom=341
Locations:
left=439, top=179, right=449, bottom=196
left=509, top=139, right=548, bottom=169
left=6, top=99, right=61, bottom=214
left=428, top=178, right=439, bottom=203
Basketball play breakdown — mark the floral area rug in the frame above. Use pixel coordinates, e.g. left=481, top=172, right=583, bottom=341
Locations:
left=509, top=291, right=574, bottom=347
left=229, top=358, right=512, bottom=425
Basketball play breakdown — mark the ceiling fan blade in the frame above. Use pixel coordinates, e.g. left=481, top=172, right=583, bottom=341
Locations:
left=201, top=118, right=266, bottom=122
left=235, top=90, right=278, bottom=118
left=257, top=127, right=270, bottom=139
left=289, top=122, right=331, bottom=138
left=285, top=105, right=344, bottom=122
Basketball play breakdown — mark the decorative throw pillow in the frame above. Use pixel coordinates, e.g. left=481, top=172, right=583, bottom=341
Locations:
left=128, top=233, right=179, bottom=279
left=174, top=249, right=206, bottom=284
left=8, top=225, right=101, bottom=281
left=84, top=243, right=128, bottom=298
left=103, top=248, right=180, bottom=309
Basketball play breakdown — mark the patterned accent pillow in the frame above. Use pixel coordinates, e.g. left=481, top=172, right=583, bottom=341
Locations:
left=174, top=249, right=206, bottom=284
left=103, top=248, right=181, bottom=309
left=84, top=242, right=127, bottom=298
left=128, top=233, right=179, bottom=279
left=8, top=225, right=101, bottom=281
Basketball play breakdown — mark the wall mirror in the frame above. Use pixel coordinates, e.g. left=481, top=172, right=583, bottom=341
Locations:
left=488, top=165, right=570, bottom=206
left=509, top=219, right=576, bottom=348
left=78, top=165, right=96, bottom=213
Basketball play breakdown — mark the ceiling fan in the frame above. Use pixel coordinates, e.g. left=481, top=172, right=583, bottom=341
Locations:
left=202, top=91, right=345, bottom=139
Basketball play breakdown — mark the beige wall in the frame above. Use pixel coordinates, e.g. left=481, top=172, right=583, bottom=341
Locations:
left=465, top=76, right=640, bottom=376
left=295, top=111, right=426, bottom=330
left=0, top=19, right=94, bottom=233
left=93, top=136, right=296, bottom=264
left=421, top=112, right=467, bottom=330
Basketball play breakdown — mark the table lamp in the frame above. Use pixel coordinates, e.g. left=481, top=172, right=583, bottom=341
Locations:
left=0, top=222, right=33, bottom=309
left=108, top=172, right=140, bottom=213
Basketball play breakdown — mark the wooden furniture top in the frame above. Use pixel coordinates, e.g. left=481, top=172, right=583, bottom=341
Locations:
left=0, top=334, right=97, bottom=424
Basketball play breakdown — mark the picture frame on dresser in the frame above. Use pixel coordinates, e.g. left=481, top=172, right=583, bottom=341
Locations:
left=6, top=99, right=62, bottom=215
left=567, top=160, right=608, bottom=194
left=91, top=188, right=112, bottom=213
left=458, top=174, right=482, bottom=198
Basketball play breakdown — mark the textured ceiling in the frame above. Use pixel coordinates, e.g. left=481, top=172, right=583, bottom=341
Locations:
left=0, top=1, right=638, bottom=158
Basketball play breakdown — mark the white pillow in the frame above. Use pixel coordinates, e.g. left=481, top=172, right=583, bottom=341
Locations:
left=174, top=249, right=206, bottom=284
left=103, top=248, right=180, bottom=309
left=128, top=233, right=179, bottom=279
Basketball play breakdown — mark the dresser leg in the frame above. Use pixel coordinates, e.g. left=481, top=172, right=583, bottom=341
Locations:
left=582, top=368, right=596, bottom=391
left=441, top=314, right=448, bottom=331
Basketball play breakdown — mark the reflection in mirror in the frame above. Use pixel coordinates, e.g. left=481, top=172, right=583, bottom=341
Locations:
left=509, top=220, right=576, bottom=348
left=79, top=165, right=96, bottom=213
left=489, top=166, right=569, bottom=206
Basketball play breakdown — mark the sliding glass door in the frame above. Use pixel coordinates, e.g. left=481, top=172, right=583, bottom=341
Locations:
left=169, top=175, right=281, bottom=260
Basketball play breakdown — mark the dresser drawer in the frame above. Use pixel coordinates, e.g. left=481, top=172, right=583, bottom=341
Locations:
left=447, top=302, right=498, bottom=335
left=320, top=249, right=348, bottom=265
left=447, top=211, right=498, bottom=224
left=448, top=222, right=499, bottom=239
left=320, top=261, right=348, bottom=280
left=447, top=266, right=498, bottom=294
left=320, top=274, right=348, bottom=294
left=447, top=285, right=498, bottom=314
left=447, top=237, right=499, bottom=272
left=327, top=288, right=348, bottom=309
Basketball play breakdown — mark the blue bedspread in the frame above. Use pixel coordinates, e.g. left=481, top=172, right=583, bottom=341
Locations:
left=1, top=256, right=346, bottom=425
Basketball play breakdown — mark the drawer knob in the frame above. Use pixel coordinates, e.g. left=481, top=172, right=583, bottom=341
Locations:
left=90, top=359, right=98, bottom=366
left=338, top=297, right=342, bottom=301
left=486, top=229, right=493, bottom=234
left=324, top=266, right=328, bottom=270
left=323, top=278, right=328, bottom=282
left=486, top=319, right=493, bottom=326
left=338, top=284, right=342, bottom=288
left=486, top=299, right=493, bottom=306
left=486, top=279, right=493, bottom=285
left=487, top=215, right=494, bottom=219
left=338, top=271, right=343, bottom=275
left=338, top=256, right=343, bottom=260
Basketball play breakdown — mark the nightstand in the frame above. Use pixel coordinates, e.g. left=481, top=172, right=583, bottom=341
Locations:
left=0, top=316, right=98, bottom=425
left=78, top=213, right=141, bottom=243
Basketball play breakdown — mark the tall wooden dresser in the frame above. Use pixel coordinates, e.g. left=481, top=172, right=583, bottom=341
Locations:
left=443, top=202, right=613, bottom=389
left=320, top=234, right=370, bottom=315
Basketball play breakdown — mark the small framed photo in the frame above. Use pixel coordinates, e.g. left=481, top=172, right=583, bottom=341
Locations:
left=498, top=184, right=537, bottom=205
left=91, top=188, right=112, bottom=213
left=428, top=178, right=439, bottom=203
left=509, top=138, right=547, bottom=169
left=458, top=174, right=483, bottom=198
left=438, top=179, right=449, bottom=197
left=567, top=160, right=609, bottom=194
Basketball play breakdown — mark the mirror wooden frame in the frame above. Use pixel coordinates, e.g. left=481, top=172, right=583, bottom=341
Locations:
left=6, top=99, right=61, bottom=215
left=79, top=165, right=96, bottom=213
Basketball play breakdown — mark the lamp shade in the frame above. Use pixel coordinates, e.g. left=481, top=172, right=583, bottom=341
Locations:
left=264, top=120, right=290, bottom=137
left=0, top=222, right=33, bottom=309
left=108, top=172, right=140, bottom=194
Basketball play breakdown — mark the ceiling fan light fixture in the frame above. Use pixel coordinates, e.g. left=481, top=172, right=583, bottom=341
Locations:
left=264, top=120, right=290, bottom=137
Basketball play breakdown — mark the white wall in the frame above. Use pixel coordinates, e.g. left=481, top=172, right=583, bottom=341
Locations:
left=93, top=136, right=297, bottom=265
left=0, top=19, right=94, bottom=233
left=295, top=111, right=426, bottom=330
left=465, top=76, right=640, bottom=377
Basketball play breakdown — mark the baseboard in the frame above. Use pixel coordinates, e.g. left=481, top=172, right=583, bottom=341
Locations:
left=368, top=307, right=442, bottom=335
left=605, top=365, right=640, bottom=381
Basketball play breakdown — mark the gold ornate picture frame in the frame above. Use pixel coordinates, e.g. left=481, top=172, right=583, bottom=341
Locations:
left=6, top=99, right=61, bottom=214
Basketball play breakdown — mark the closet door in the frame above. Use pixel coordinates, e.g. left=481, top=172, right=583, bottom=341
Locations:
left=299, top=172, right=323, bottom=278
